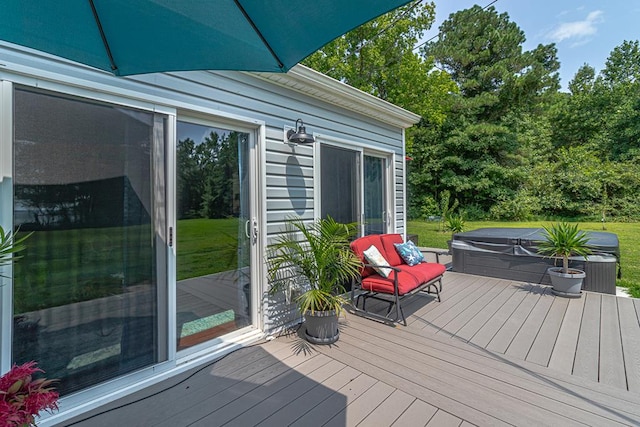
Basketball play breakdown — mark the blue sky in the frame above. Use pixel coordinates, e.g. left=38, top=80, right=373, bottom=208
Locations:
left=423, top=0, right=640, bottom=90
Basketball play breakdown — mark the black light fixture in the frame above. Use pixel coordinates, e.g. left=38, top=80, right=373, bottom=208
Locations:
left=286, top=119, right=315, bottom=144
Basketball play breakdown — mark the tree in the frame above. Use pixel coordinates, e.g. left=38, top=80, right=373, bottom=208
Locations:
left=599, top=40, right=640, bottom=160
left=423, top=5, right=560, bottom=120
left=411, top=6, right=559, bottom=214
left=602, top=40, right=640, bottom=86
left=302, top=1, right=456, bottom=124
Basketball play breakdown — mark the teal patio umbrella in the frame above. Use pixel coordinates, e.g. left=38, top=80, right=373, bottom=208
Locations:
left=1, top=0, right=412, bottom=76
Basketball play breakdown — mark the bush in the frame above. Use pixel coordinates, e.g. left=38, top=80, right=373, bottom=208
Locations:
left=489, top=192, right=540, bottom=221
left=407, top=195, right=438, bottom=220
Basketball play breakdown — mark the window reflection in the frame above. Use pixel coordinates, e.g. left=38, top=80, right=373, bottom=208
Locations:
left=12, top=88, right=164, bottom=395
left=175, top=121, right=251, bottom=350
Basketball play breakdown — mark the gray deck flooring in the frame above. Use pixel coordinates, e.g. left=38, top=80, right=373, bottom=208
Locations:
left=62, top=272, right=640, bottom=427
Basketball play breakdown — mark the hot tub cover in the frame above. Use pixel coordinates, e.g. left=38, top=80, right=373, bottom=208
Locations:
left=452, top=228, right=620, bottom=260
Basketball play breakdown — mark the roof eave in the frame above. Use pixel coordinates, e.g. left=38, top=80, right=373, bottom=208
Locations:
left=249, top=64, right=421, bottom=129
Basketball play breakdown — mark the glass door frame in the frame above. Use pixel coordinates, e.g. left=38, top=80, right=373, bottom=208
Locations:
left=363, top=152, right=392, bottom=235
left=171, top=112, right=264, bottom=361
left=2, top=79, right=176, bottom=390
left=314, top=136, right=395, bottom=237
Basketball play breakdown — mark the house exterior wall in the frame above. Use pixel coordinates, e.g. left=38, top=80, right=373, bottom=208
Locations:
left=0, top=43, right=418, bottom=424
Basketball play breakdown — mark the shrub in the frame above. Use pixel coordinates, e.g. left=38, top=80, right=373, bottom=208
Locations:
left=0, top=361, right=58, bottom=426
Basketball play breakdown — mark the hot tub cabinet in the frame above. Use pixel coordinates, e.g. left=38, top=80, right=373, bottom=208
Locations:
left=451, top=228, right=619, bottom=295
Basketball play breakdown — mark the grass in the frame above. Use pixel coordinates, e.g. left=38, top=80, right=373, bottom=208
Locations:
left=408, top=220, right=640, bottom=298
left=176, top=217, right=245, bottom=280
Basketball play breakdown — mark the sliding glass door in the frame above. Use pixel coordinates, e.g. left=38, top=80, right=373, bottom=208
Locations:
left=320, top=145, right=360, bottom=224
left=320, top=144, right=391, bottom=236
left=175, top=120, right=254, bottom=351
left=364, top=155, right=387, bottom=235
left=12, top=87, right=167, bottom=396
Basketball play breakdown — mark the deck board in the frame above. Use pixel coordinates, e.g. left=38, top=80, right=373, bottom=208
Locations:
left=324, top=380, right=395, bottom=427
left=416, top=277, right=494, bottom=331
left=436, top=279, right=510, bottom=338
left=618, top=298, right=640, bottom=393
left=407, top=275, right=481, bottom=326
left=339, top=319, right=636, bottom=426
left=256, top=365, right=359, bottom=427
left=573, top=292, right=602, bottom=382
left=484, top=285, right=542, bottom=353
left=505, top=287, right=555, bottom=360
left=469, top=284, right=532, bottom=348
left=223, top=355, right=338, bottom=426
left=428, top=278, right=504, bottom=333
left=391, top=399, right=436, bottom=427
left=326, top=329, right=591, bottom=426
left=194, top=354, right=332, bottom=426
left=425, top=410, right=463, bottom=427
left=358, top=389, right=416, bottom=427
left=526, top=295, right=569, bottom=366
left=62, top=272, right=640, bottom=427
left=599, top=295, right=627, bottom=390
left=289, top=373, right=376, bottom=427
left=344, top=311, right=640, bottom=411
left=454, top=282, right=523, bottom=342
left=548, top=295, right=585, bottom=373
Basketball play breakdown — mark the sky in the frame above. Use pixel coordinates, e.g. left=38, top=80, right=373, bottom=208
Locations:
left=422, top=0, right=640, bottom=90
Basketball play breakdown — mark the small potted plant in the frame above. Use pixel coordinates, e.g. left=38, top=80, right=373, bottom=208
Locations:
left=445, top=212, right=465, bottom=254
left=537, top=222, right=592, bottom=297
left=268, top=217, right=362, bottom=344
left=0, top=361, right=59, bottom=426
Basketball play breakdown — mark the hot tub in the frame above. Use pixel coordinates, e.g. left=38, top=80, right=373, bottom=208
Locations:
left=451, top=228, right=620, bottom=294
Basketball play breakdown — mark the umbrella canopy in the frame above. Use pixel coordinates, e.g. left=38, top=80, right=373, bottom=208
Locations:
left=1, top=0, right=412, bottom=76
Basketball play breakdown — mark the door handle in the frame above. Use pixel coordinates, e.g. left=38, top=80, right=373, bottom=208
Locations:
left=252, top=218, right=258, bottom=241
left=245, top=219, right=251, bottom=239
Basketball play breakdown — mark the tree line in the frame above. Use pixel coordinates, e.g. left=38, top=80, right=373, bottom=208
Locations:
left=177, top=131, right=245, bottom=220
left=303, top=2, right=640, bottom=221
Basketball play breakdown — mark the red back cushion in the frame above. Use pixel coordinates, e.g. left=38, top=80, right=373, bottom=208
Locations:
left=350, top=235, right=384, bottom=278
left=380, top=234, right=404, bottom=266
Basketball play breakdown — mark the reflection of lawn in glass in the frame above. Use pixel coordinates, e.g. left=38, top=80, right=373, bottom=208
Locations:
left=14, top=226, right=153, bottom=314
left=177, top=218, right=240, bottom=281
left=12, top=218, right=241, bottom=313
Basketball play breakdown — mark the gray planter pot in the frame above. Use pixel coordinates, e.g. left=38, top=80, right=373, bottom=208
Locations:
left=548, top=267, right=585, bottom=297
left=304, top=310, right=339, bottom=344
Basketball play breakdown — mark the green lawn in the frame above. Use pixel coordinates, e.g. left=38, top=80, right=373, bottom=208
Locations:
left=176, top=217, right=244, bottom=280
left=408, top=220, right=640, bottom=297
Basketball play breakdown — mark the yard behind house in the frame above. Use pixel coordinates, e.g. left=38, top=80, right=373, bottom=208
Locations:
left=408, top=220, right=640, bottom=297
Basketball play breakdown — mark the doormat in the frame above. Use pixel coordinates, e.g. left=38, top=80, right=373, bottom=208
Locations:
left=180, top=310, right=235, bottom=338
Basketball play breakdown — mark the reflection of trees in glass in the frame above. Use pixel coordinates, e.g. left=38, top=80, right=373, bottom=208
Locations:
left=177, top=131, right=244, bottom=220
left=15, top=177, right=149, bottom=230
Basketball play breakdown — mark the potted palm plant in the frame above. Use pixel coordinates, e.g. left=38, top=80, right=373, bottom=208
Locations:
left=536, top=222, right=592, bottom=297
left=268, top=217, right=362, bottom=344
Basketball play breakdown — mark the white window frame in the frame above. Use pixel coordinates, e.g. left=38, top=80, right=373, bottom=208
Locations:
left=172, top=111, right=265, bottom=361
left=313, top=133, right=396, bottom=236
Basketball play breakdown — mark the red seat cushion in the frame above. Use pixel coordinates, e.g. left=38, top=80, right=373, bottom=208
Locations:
left=350, top=235, right=384, bottom=278
left=380, top=234, right=404, bottom=266
left=360, top=262, right=445, bottom=296
left=361, top=270, right=421, bottom=295
left=395, top=263, right=446, bottom=284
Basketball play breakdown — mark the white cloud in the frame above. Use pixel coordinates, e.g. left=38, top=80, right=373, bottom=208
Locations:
left=547, top=10, right=604, bottom=44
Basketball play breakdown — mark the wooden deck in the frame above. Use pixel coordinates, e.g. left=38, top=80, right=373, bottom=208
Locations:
left=61, top=272, right=640, bottom=427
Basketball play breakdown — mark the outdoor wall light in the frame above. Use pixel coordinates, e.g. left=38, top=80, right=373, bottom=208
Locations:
left=286, top=119, right=315, bottom=144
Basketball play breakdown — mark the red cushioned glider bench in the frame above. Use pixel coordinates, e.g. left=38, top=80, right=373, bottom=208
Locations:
left=350, top=234, right=447, bottom=326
